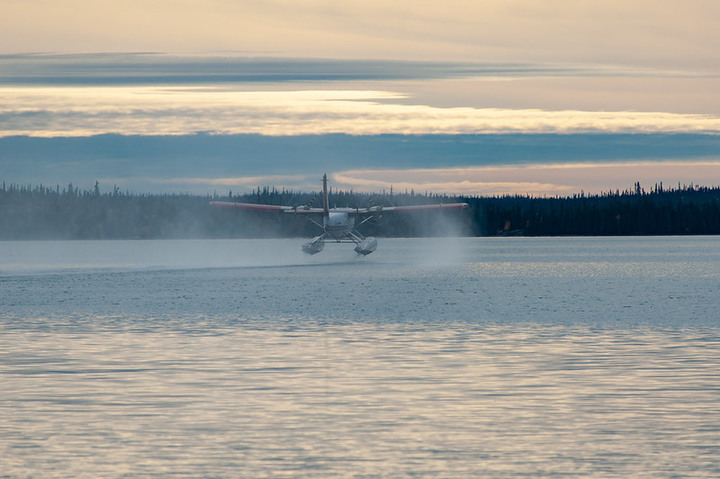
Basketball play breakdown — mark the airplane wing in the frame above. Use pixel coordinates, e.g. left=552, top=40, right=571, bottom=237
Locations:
left=350, top=203, right=469, bottom=215
left=210, top=201, right=468, bottom=214
left=209, top=201, right=325, bottom=214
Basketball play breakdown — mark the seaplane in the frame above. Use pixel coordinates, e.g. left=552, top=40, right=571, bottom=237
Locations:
left=210, top=174, right=468, bottom=255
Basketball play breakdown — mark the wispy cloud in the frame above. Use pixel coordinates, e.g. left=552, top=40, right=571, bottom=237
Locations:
left=1, top=54, right=699, bottom=86
left=3, top=85, right=720, bottom=137
left=155, top=174, right=313, bottom=189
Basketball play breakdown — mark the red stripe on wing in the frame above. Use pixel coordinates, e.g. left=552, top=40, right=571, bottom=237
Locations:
left=209, top=201, right=289, bottom=212
left=381, top=203, right=468, bottom=213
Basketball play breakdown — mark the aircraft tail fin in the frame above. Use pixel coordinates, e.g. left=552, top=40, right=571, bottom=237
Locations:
left=322, top=173, right=329, bottom=217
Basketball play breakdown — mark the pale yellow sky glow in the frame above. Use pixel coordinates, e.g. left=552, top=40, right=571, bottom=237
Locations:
left=117, top=159, right=720, bottom=197
left=333, top=163, right=720, bottom=196
left=159, top=162, right=720, bottom=197
left=2, top=1, right=719, bottom=69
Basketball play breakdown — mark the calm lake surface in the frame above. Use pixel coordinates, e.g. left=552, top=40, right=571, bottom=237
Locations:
left=1, top=237, right=719, bottom=477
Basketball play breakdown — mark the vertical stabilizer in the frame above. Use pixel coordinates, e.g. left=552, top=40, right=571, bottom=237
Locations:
left=322, top=173, right=329, bottom=217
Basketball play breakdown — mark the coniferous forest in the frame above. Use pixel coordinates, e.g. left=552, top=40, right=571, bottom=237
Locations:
left=2, top=180, right=720, bottom=240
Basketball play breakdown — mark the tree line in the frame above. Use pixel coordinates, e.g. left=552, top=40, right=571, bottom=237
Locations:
left=2, top=180, right=720, bottom=240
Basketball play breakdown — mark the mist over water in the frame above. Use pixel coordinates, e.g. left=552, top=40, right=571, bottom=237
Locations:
left=0, top=239, right=313, bottom=274
left=1, top=237, right=720, bottom=477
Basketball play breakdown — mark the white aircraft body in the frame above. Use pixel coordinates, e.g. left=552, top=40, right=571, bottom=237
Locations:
left=210, top=174, right=468, bottom=255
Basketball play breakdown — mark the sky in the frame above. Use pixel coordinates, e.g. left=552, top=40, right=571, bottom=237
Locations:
left=1, top=1, right=719, bottom=196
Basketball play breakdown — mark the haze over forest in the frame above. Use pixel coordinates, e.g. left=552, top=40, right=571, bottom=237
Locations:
left=2, top=180, right=719, bottom=241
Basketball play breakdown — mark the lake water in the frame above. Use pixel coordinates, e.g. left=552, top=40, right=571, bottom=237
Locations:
left=1, top=237, right=719, bottom=477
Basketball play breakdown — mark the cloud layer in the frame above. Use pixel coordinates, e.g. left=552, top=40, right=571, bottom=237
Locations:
left=3, top=86, right=720, bottom=138
left=1, top=54, right=695, bottom=85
